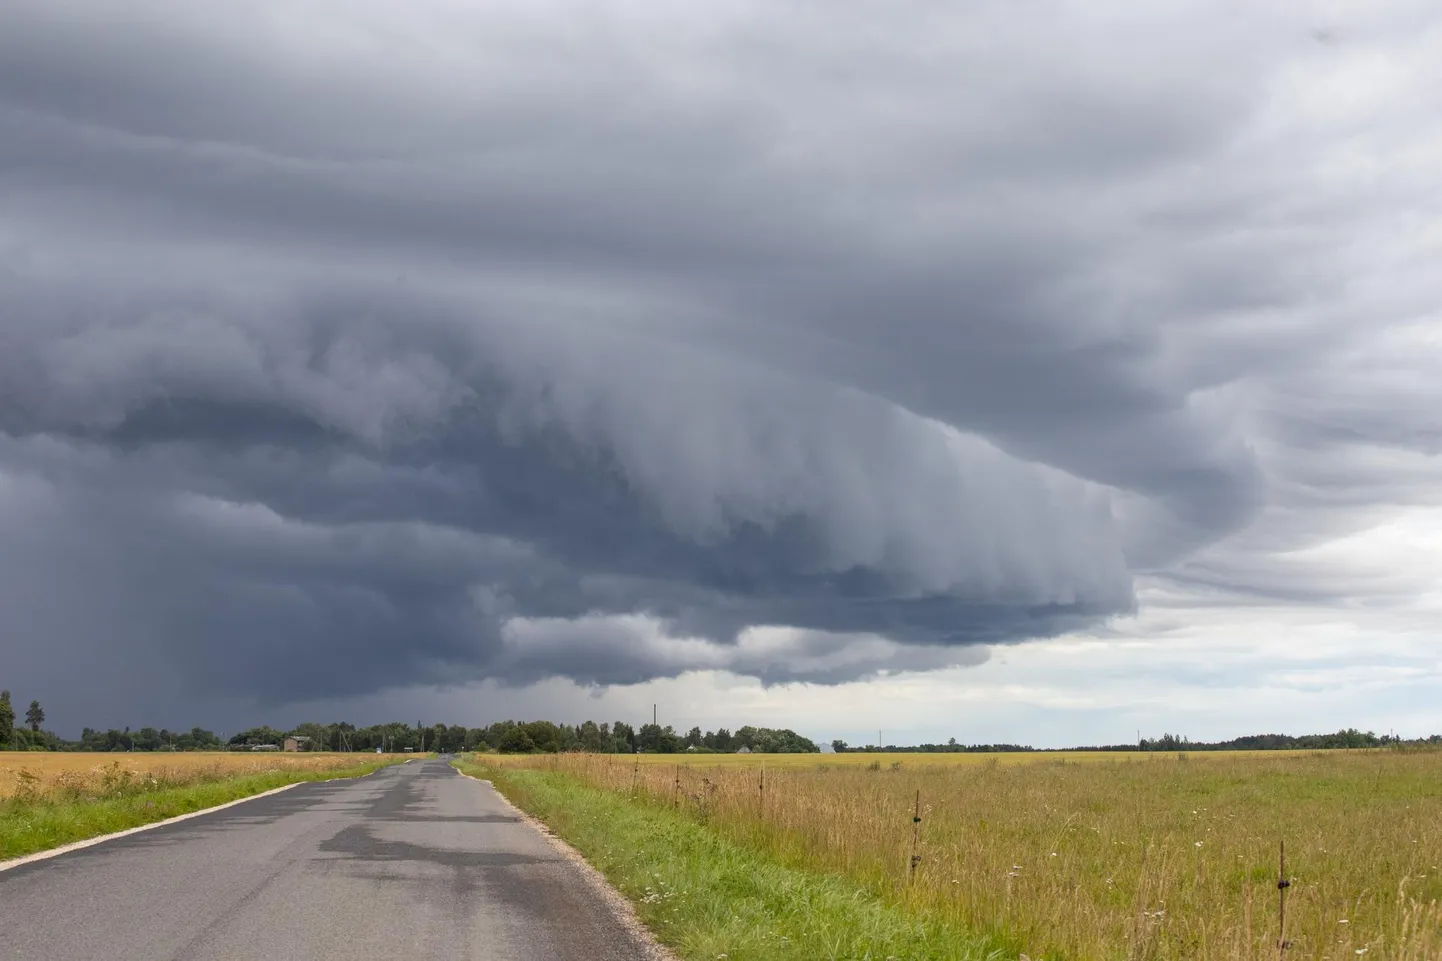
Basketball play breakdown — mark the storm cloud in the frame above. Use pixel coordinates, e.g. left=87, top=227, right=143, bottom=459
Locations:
left=2, top=1, right=1439, bottom=725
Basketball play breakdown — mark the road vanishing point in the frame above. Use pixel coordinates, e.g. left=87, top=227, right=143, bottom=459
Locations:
left=0, top=760, right=666, bottom=960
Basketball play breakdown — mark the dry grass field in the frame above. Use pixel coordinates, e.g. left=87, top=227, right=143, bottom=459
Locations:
left=608, top=749, right=1294, bottom=768
left=0, top=751, right=380, bottom=800
left=493, top=749, right=1442, bottom=960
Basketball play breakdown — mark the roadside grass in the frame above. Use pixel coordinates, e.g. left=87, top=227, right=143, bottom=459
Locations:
left=0, top=754, right=409, bottom=861
left=479, top=750, right=1442, bottom=961
left=461, top=760, right=1012, bottom=961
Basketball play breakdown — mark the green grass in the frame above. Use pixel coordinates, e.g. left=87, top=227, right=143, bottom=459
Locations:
left=460, top=760, right=1012, bottom=961
left=0, top=757, right=406, bottom=861
left=481, top=750, right=1442, bottom=960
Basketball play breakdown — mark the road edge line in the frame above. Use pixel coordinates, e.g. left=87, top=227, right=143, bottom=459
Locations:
left=0, top=782, right=302, bottom=873
left=0, top=760, right=407, bottom=873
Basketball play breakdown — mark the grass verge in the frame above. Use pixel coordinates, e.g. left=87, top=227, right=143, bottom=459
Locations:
left=1, top=756, right=407, bottom=861
left=459, top=760, right=1012, bottom=961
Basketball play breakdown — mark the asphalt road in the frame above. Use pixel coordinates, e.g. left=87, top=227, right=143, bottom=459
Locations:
left=0, top=760, right=664, bottom=960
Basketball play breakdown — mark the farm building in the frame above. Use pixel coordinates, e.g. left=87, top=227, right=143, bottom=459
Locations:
left=282, top=735, right=311, bottom=752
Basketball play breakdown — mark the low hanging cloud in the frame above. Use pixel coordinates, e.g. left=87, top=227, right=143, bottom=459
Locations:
left=2, top=1, right=1439, bottom=723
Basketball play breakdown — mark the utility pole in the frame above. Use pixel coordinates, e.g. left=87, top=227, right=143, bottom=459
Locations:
left=653, top=704, right=657, bottom=727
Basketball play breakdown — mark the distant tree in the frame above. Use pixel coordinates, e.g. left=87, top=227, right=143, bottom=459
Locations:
left=25, top=700, right=44, bottom=733
left=0, top=691, right=13, bottom=747
left=498, top=727, right=536, bottom=754
left=831, top=739, right=848, bottom=753
left=684, top=726, right=703, bottom=748
left=733, top=726, right=818, bottom=753
left=612, top=721, right=636, bottom=753
left=578, top=721, right=609, bottom=753
left=228, top=726, right=286, bottom=748
left=521, top=721, right=562, bottom=753
left=438, top=724, right=468, bottom=754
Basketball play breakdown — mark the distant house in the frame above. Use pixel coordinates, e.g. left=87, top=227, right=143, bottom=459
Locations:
left=736, top=745, right=752, bottom=754
left=282, top=735, right=311, bottom=752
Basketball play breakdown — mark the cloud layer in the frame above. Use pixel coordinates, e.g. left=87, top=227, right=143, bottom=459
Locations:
left=2, top=1, right=1439, bottom=725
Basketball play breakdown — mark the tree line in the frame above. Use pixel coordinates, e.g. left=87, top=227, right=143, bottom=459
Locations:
left=8, top=691, right=1434, bottom=756
left=0, top=697, right=819, bottom=755
left=830, top=728, right=1441, bottom=754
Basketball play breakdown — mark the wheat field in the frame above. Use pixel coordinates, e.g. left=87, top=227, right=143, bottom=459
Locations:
left=493, top=750, right=1442, bottom=960
left=0, top=751, right=377, bottom=800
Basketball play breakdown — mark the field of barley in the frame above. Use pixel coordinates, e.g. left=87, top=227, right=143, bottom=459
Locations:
left=492, top=750, right=1442, bottom=960
left=0, top=751, right=378, bottom=800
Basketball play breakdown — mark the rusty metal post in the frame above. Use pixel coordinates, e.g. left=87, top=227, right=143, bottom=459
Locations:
left=909, top=790, right=923, bottom=882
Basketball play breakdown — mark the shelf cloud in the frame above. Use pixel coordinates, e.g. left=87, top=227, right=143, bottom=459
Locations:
left=2, top=1, right=1438, bottom=725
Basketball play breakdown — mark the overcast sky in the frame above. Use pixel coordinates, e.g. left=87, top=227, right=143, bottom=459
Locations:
left=2, top=1, right=1438, bottom=746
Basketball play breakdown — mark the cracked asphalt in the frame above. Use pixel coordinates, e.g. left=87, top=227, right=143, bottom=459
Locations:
left=0, top=760, right=661, bottom=960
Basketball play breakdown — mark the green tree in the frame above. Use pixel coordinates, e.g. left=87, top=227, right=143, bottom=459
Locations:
left=636, top=723, right=663, bottom=752
left=612, top=721, right=636, bottom=752
left=498, top=727, right=536, bottom=754
left=0, top=691, right=13, bottom=747
left=25, top=700, right=44, bottom=733
left=578, top=720, right=608, bottom=752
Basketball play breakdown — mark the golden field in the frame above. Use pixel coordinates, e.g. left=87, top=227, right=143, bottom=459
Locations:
left=494, top=749, right=1442, bottom=960
left=607, top=749, right=1301, bottom=767
left=0, top=751, right=381, bottom=800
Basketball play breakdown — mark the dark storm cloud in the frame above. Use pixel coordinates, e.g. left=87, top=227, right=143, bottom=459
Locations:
left=2, top=1, right=1438, bottom=723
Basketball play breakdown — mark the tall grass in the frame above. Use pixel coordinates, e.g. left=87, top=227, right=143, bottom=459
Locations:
left=0, top=751, right=385, bottom=799
left=488, top=750, right=1442, bottom=960
left=469, top=762, right=1009, bottom=960
left=1, top=754, right=406, bottom=860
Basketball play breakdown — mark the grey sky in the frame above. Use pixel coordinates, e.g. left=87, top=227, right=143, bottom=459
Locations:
left=1, top=1, right=1439, bottom=740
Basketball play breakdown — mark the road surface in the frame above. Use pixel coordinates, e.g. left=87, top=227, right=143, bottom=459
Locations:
left=0, top=759, right=665, bottom=960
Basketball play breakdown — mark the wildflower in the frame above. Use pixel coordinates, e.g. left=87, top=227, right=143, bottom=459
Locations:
left=1195, top=841, right=1203, bottom=848
left=1339, top=920, right=1349, bottom=924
